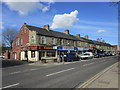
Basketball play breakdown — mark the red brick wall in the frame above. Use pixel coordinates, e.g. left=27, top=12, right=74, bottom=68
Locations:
left=12, top=24, right=30, bottom=60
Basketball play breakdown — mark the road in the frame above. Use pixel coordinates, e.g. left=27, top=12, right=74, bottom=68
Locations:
left=2, top=56, right=119, bottom=89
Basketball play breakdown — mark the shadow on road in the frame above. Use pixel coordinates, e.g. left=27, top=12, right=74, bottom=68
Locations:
left=1, top=60, right=30, bottom=68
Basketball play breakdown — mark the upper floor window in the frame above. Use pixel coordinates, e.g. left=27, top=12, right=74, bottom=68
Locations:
left=31, top=35, right=35, bottom=43
left=18, top=38, right=20, bottom=46
left=60, top=39, right=63, bottom=45
left=41, top=36, right=46, bottom=44
left=24, top=28, right=26, bottom=33
left=51, top=38, right=55, bottom=44
left=21, top=39, right=23, bottom=45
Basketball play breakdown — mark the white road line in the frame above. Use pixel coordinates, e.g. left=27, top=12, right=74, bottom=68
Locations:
left=9, top=71, right=21, bottom=75
left=83, top=63, right=94, bottom=66
left=2, top=83, right=19, bottom=89
left=29, top=68, right=39, bottom=71
left=46, top=68, right=75, bottom=77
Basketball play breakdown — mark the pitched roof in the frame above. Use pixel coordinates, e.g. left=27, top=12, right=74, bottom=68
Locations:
left=26, top=24, right=112, bottom=46
left=92, top=40, right=112, bottom=46
left=26, top=25, right=82, bottom=41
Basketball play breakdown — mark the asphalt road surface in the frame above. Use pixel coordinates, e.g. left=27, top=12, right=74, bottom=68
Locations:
left=2, top=56, right=119, bottom=89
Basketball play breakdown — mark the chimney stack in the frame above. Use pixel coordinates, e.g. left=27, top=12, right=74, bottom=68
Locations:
left=23, top=23, right=27, bottom=25
left=76, top=34, right=80, bottom=38
left=64, top=30, right=69, bottom=34
left=44, top=25, right=50, bottom=31
left=96, top=38, right=100, bottom=42
left=84, top=35, right=88, bottom=39
left=102, top=40, right=105, bottom=43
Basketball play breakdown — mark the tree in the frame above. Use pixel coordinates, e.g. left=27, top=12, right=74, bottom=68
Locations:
left=2, top=29, right=18, bottom=48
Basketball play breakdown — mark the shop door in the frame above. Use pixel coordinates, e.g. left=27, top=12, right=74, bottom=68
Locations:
left=39, top=52, right=41, bottom=60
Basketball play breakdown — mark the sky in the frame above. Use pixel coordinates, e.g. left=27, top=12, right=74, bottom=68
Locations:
left=0, top=1, right=118, bottom=45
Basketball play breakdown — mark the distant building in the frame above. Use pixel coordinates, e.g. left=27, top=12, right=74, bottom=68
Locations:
left=112, top=45, right=120, bottom=54
left=10, top=23, right=116, bottom=61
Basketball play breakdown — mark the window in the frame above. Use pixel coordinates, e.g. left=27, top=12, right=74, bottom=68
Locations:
left=31, top=51, right=35, bottom=58
left=46, top=51, right=55, bottom=57
left=16, top=38, right=20, bottom=46
left=24, top=28, right=26, bottom=33
left=16, top=40, right=17, bottom=46
left=21, top=39, right=23, bottom=45
left=41, top=51, right=45, bottom=57
left=41, top=36, right=46, bottom=44
left=60, top=39, right=63, bottom=45
left=51, top=38, right=55, bottom=44
left=31, top=35, right=35, bottom=43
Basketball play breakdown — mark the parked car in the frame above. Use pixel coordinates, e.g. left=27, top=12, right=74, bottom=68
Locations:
left=80, top=52, right=94, bottom=59
left=64, top=53, right=80, bottom=62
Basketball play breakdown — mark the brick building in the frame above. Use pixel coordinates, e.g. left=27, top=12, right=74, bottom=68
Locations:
left=11, top=23, right=116, bottom=61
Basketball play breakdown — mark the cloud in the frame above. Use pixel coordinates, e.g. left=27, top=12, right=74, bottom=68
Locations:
left=97, top=29, right=106, bottom=33
left=51, top=10, right=79, bottom=29
left=3, top=1, right=54, bottom=15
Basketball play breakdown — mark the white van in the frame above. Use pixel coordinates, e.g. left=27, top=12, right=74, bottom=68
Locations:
left=80, top=52, right=94, bottom=59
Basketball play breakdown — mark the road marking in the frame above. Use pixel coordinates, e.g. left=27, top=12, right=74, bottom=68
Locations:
left=83, top=63, right=94, bottom=66
left=29, top=68, right=39, bottom=71
left=76, top=62, right=118, bottom=88
left=2, top=83, right=19, bottom=89
left=46, top=68, right=75, bottom=77
left=9, top=71, right=21, bottom=75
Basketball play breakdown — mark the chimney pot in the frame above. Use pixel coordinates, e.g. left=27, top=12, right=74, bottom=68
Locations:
left=76, top=34, right=80, bottom=38
left=102, top=40, right=105, bottom=43
left=96, top=38, right=100, bottom=42
left=84, top=35, right=88, bottom=39
left=64, top=30, right=69, bottom=34
left=23, top=23, right=27, bottom=25
left=44, top=25, right=50, bottom=31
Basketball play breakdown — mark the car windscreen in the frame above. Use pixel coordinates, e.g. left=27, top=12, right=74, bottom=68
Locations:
left=82, top=53, right=90, bottom=55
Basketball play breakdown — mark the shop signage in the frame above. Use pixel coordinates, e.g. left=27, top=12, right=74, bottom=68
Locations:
left=91, top=45, right=94, bottom=47
left=53, top=46, right=57, bottom=49
left=84, top=47, right=89, bottom=50
left=77, top=47, right=84, bottom=51
left=39, top=46, right=53, bottom=49
left=44, top=46, right=53, bottom=49
left=58, top=46, right=74, bottom=50
left=28, top=46, right=38, bottom=50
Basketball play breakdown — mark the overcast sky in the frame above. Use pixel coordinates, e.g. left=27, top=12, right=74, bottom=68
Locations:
left=1, top=2, right=118, bottom=45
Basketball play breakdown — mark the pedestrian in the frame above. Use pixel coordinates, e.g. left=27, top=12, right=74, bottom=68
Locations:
left=62, top=53, right=64, bottom=64
left=57, top=54, right=60, bottom=63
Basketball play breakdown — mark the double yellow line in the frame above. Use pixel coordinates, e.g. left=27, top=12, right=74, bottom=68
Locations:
left=75, top=62, right=118, bottom=89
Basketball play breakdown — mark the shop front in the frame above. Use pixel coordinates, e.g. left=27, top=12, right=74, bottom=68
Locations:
left=57, top=46, right=77, bottom=55
left=21, top=46, right=57, bottom=61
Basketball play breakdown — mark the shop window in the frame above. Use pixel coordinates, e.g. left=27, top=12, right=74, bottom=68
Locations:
left=41, top=51, right=45, bottom=57
left=41, top=36, right=46, bottom=44
left=31, top=51, right=35, bottom=58
left=46, top=51, right=55, bottom=57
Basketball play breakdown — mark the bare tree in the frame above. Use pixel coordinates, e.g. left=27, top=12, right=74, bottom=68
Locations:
left=2, top=29, right=18, bottom=48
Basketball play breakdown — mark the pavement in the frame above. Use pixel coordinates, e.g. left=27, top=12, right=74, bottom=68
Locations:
left=2, top=56, right=119, bottom=89
left=76, top=61, right=119, bottom=89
